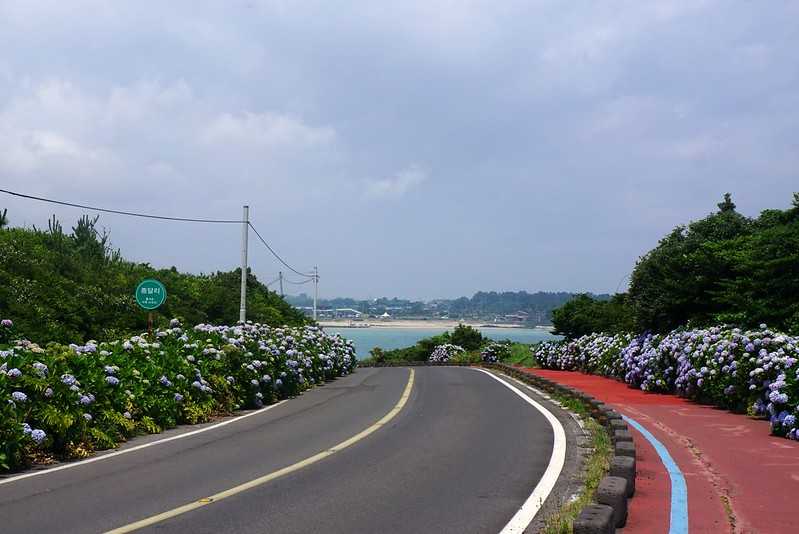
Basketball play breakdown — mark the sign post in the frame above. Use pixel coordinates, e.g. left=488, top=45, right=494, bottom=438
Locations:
left=135, top=279, right=167, bottom=336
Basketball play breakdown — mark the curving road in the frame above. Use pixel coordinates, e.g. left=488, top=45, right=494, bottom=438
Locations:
left=0, top=367, right=569, bottom=534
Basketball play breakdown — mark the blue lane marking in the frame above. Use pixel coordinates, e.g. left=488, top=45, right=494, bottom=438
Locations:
left=622, top=414, right=689, bottom=534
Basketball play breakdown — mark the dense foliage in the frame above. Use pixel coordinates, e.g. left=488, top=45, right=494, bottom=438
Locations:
left=0, top=213, right=306, bottom=343
left=534, top=326, right=799, bottom=440
left=551, top=294, right=635, bottom=339
left=629, top=193, right=799, bottom=333
left=0, top=318, right=356, bottom=471
left=368, top=324, right=486, bottom=362
left=551, top=194, right=799, bottom=339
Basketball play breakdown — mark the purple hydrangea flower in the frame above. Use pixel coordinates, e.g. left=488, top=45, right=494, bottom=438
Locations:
left=105, top=376, right=120, bottom=386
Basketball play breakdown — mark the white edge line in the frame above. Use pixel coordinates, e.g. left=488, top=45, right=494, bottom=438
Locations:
left=471, top=368, right=567, bottom=534
left=0, top=399, right=289, bottom=486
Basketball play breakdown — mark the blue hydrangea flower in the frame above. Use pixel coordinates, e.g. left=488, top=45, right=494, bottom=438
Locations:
left=7, top=368, right=21, bottom=379
left=106, top=376, right=120, bottom=386
left=61, top=374, right=77, bottom=386
left=11, top=391, right=27, bottom=403
left=31, top=429, right=46, bottom=445
left=174, top=393, right=184, bottom=402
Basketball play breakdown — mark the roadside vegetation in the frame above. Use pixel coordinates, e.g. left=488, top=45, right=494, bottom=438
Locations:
left=0, top=212, right=306, bottom=344
left=540, top=396, right=611, bottom=534
left=552, top=193, right=799, bottom=338
left=541, top=193, right=799, bottom=441
left=0, top=319, right=356, bottom=472
left=362, top=324, right=537, bottom=366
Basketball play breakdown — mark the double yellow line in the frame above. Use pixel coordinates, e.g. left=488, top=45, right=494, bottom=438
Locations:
left=107, top=369, right=415, bottom=533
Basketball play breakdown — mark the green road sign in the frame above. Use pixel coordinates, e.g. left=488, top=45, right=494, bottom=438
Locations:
left=135, top=279, right=167, bottom=310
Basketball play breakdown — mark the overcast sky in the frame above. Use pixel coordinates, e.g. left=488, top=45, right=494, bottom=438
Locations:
left=1, top=1, right=797, bottom=300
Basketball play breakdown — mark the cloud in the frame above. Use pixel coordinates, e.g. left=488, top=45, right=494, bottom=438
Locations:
left=0, top=1, right=797, bottom=298
left=364, top=166, right=428, bottom=199
left=199, top=112, right=335, bottom=152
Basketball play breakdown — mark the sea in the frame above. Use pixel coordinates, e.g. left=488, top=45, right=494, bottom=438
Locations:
left=323, top=326, right=560, bottom=359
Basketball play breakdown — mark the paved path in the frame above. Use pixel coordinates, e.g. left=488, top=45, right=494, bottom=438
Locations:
left=1, top=367, right=568, bottom=534
left=528, top=368, right=799, bottom=534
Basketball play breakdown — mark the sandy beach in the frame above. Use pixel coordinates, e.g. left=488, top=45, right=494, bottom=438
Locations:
left=318, top=319, right=553, bottom=330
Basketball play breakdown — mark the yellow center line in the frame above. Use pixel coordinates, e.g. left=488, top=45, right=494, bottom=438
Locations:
left=105, top=369, right=415, bottom=534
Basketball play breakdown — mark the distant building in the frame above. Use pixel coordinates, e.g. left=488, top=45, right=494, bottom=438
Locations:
left=503, top=311, right=530, bottom=323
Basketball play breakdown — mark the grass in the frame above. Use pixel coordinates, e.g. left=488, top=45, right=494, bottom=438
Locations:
left=502, top=342, right=537, bottom=367
left=540, top=393, right=613, bottom=534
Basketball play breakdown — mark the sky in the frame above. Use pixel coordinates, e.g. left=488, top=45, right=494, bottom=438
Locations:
left=1, top=1, right=797, bottom=300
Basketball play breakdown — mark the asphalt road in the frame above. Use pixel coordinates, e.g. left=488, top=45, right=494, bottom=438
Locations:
left=0, top=367, right=562, bottom=534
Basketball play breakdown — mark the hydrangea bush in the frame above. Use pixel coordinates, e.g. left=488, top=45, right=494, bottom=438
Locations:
left=532, top=326, right=799, bottom=440
left=0, top=318, right=356, bottom=471
left=428, top=344, right=465, bottom=363
left=481, top=342, right=511, bottom=363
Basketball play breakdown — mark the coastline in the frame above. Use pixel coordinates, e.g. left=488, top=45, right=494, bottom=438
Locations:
left=318, top=319, right=554, bottom=331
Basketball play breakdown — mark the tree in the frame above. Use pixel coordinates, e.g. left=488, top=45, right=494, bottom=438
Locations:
left=0, top=215, right=307, bottom=343
left=628, top=194, right=751, bottom=332
left=628, top=193, right=799, bottom=333
left=551, top=293, right=634, bottom=339
left=450, top=324, right=484, bottom=350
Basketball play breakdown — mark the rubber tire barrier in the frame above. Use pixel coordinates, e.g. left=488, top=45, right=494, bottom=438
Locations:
left=613, top=429, right=633, bottom=444
left=609, top=456, right=636, bottom=497
left=596, top=476, right=628, bottom=527
left=573, top=504, right=615, bottom=534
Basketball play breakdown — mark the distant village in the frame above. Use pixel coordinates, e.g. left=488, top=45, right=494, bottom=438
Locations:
left=294, top=305, right=541, bottom=325
left=284, top=290, right=604, bottom=326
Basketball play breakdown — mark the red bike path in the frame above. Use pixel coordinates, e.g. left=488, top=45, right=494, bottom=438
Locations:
left=525, top=369, right=799, bottom=534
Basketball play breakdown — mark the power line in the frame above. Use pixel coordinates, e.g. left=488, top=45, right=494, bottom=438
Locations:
left=2, top=186, right=318, bottom=293
left=247, top=222, right=313, bottom=279
left=0, top=188, right=245, bottom=224
left=283, top=277, right=314, bottom=285
left=264, top=275, right=282, bottom=288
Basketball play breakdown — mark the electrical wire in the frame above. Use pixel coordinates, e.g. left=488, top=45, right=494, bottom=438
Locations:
left=247, top=222, right=314, bottom=279
left=264, top=276, right=282, bottom=288
left=0, top=188, right=245, bottom=224
left=1, top=187, right=318, bottom=283
left=283, top=277, right=314, bottom=285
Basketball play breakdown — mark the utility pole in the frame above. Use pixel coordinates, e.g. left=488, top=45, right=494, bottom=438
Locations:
left=279, top=271, right=284, bottom=297
left=313, top=265, right=319, bottom=321
left=239, top=205, right=249, bottom=323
